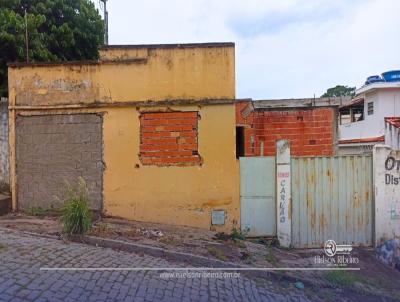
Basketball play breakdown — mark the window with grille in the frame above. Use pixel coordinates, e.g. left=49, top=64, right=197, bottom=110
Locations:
left=367, top=102, right=374, bottom=115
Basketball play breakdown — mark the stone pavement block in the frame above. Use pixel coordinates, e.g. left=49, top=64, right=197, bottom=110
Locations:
left=0, top=229, right=312, bottom=302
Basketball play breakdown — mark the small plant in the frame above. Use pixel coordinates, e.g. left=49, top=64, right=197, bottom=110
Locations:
left=207, top=246, right=227, bottom=261
left=240, top=251, right=250, bottom=260
left=230, top=227, right=249, bottom=241
left=233, top=239, right=247, bottom=249
left=27, top=207, right=46, bottom=217
left=59, top=178, right=92, bottom=235
left=214, top=232, right=230, bottom=241
left=90, top=223, right=113, bottom=236
left=265, top=247, right=279, bottom=264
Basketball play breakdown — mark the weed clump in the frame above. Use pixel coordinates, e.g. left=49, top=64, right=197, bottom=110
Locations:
left=59, top=178, right=92, bottom=235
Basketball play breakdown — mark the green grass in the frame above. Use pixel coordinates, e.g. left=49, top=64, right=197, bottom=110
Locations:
left=207, top=247, right=228, bottom=261
left=265, top=247, right=279, bottom=264
left=325, top=271, right=364, bottom=287
left=27, top=207, right=46, bottom=217
left=0, top=243, right=6, bottom=250
left=230, top=227, right=249, bottom=241
left=233, top=239, right=247, bottom=249
left=26, top=207, right=61, bottom=218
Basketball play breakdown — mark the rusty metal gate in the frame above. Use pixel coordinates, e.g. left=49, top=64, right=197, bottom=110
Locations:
left=291, top=156, right=373, bottom=248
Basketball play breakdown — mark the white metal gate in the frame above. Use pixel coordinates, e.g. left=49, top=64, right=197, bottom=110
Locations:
left=240, top=157, right=276, bottom=236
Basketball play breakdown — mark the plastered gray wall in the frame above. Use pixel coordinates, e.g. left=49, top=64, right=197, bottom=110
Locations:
left=0, top=98, right=9, bottom=192
left=16, top=114, right=103, bottom=210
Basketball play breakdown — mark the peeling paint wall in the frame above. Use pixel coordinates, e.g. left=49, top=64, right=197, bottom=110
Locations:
left=8, top=44, right=239, bottom=231
left=9, top=46, right=235, bottom=106
left=0, top=98, right=9, bottom=191
left=374, top=145, right=400, bottom=245
left=103, top=105, right=239, bottom=230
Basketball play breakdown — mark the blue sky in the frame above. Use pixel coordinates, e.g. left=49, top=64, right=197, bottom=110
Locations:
left=92, top=0, right=400, bottom=99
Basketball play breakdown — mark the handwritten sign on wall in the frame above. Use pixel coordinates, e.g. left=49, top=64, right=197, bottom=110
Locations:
left=276, top=140, right=291, bottom=248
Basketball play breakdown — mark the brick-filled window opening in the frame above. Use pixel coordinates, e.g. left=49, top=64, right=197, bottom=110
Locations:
left=140, top=112, right=201, bottom=166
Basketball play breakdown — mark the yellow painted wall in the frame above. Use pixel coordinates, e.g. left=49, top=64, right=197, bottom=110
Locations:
left=103, top=105, right=239, bottom=230
left=10, top=45, right=235, bottom=106
left=8, top=44, right=240, bottom=231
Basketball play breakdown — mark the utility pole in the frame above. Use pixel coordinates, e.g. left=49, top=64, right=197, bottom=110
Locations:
left=24, top=8, right=29, bottom=63
left=100, top=0, right=108, bottom=45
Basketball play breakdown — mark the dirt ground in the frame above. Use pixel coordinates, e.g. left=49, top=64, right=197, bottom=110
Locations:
left=1, top=212, right=399, bottom=301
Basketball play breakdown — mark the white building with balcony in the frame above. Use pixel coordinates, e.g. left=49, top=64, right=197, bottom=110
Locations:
left=338, top=81, right=400, bottom=154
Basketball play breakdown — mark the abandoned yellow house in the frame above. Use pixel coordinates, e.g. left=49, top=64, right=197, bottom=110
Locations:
left=8, top=42, right=239, bottom=231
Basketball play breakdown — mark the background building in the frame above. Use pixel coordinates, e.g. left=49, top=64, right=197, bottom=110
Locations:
left=235, top=97, right=349, bottom=157
left=339, top=71, right=400, bottom=154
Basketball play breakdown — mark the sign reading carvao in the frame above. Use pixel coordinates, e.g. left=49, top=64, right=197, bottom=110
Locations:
left=373, top=145, right=400, bottom=245
left=276, top=140, right=291, bottom=248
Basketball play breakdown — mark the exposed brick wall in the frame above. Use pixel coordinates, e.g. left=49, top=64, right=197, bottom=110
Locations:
left=236, top=102, right=336, bottom=156
left=140, top=112, right=201, bottom=166
left=16, top=114, right=103, bottom=210
left=236, top=101, right=250, bottom=125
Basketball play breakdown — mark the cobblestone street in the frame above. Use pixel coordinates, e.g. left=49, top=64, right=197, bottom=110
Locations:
left=0, top=229, right=311, bottom=302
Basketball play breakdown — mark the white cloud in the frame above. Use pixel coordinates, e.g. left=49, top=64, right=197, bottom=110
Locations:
left=93, top=0, right=400, bottom=99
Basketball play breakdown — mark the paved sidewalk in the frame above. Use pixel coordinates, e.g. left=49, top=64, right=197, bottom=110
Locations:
left=0, top=229, right=310, bottom=302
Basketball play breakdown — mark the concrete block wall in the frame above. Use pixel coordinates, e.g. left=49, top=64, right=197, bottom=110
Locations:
left=16, top=114, right=103, bottom=210
left=236, top=101, right=335, bottom=156
left=0, top=98, right=9, bottom=192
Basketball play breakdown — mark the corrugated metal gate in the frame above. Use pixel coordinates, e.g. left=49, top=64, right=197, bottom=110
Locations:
left=291, top=156, right=373, bottom=248
left=240, top=157, right=276, bottom=237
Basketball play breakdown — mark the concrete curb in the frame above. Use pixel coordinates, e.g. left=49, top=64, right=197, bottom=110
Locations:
left=0, top=226, right=319, bottom=287
left=68, top=234, right=321, bottom=287
left=0, top=227, right=61, bottom=241
left=71, top=234, right=239, bottom=268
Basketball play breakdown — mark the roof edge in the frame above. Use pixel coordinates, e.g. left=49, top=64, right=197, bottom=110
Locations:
left=100, top=42, right=235, bottom=50
left=339, top=136, right=385, bottom=144
left=252, top=96, right=350, bottom=109
left=8, top=58, right=150, bottom=68
left=8, top=60, right=100, bottom=68
left=356, top=82, right=400, bottom=95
